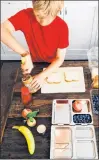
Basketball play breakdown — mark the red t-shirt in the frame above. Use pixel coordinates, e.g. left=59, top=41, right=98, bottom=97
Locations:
left=8, top=8, right=69, bottom=62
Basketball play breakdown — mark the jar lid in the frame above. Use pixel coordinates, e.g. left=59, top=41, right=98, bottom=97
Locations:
left=22, top=74, right=31, bottom=81
left=21, top=86, right=30, bottom=95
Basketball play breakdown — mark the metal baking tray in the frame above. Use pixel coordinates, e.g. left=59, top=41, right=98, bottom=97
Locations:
left=52, top=99, right=93, bottom=125
left=50, top=125, right=98, bottom=159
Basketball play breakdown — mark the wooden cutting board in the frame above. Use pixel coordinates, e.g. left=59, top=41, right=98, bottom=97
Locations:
left=41, top=67, right=85, bottom=93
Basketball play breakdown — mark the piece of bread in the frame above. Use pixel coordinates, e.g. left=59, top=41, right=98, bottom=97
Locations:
left=64, top=71, right=79, bottom=82
left=92, top=75, right=99, bottom=88
left=46, top=72, right=62, bottom=84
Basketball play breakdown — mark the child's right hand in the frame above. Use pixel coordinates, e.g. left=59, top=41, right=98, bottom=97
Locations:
left=21, top=52, right=34, bottom=75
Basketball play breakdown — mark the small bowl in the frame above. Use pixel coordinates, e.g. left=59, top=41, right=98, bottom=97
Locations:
left=37, top=124, right=46, bottom=135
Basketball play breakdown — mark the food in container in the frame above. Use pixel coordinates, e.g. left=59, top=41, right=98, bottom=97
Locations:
left=91, top=68, right=98, bottom=80
left=72, top=100, right=83, bottom=112
left=54, top=147, right=72, bottom=159
left=52, top=99, right=92, bottom=125
left=22, top=74, right=37, bottom=93
left=72, top=100, right=90, bottom=113
left=50, top=125, right=98, bottom=159
left=50, top=99, right=98, bottom=159
left=21, top=86, right=32, bottom=105
left=87, top=47, right=98, bottom=88
left=91, top=68, right=99, bottom=89
left=55, top=127, right=71, bottom=144
left=92, top=75, right=99, bottom=89
left=91, top=94, right=99, bottom=114
left=52, top=126, right=73, bottom=159
left=73, top=114, right=92, bottom=124
left=91, top=89, right=99, bottom=115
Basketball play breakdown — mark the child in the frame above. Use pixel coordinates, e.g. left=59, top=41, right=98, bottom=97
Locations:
left=1, top=0, right=69, bottom=91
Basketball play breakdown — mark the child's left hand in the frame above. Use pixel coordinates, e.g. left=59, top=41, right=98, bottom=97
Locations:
left=30, top=73, right=45, bottom=91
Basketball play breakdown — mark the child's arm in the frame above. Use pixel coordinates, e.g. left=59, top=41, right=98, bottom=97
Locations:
left=1, top=20, right=27, bottom=55
left=40, top=48, right=66, bottom=78
left=30, top=48, right=66, bottom=91
left=1, top=20, right=33, bottom=73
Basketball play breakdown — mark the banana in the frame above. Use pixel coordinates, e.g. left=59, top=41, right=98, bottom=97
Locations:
left=12, top=126, right=35, bottom=155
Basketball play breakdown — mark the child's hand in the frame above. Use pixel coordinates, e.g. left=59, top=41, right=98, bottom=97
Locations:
left=21, top=52, right=33, bottom=74
left=30, top=73, right=45, bottom=91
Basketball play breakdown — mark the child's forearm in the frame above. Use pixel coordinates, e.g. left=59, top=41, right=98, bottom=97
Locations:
left=40, top=57, right=64, bottom=78
left=1, top=25, right=27, bottom=55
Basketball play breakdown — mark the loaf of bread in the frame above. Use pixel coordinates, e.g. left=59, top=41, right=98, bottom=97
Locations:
left=46, top=72, right=62, bottom=84
left=64, top=71, right=79, bottom=82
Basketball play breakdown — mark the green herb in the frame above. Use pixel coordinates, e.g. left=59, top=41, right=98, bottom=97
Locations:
left=29, top=117, right=33, bottom=122
left=27, top=109, right=39, bottom=119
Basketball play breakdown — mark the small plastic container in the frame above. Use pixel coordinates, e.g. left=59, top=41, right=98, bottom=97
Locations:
left=87, top=47, right=98, bottom=70
left=87, top=47, right=98, bottom=89
left=37, top=124, right=46, bottom=135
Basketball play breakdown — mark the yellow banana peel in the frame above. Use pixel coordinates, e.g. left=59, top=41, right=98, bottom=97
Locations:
left=12, top=126, right=35, bottom=155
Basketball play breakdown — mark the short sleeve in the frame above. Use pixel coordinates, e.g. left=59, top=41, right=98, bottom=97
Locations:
left=8, top=9, right=27, bottom=31
left=58, top=22, right=69, bottom=49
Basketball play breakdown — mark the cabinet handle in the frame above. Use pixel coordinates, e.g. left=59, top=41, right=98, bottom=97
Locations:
left=65, top=8, right=67, bottom=15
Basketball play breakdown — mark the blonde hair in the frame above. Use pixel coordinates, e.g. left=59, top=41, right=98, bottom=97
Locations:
left=33, top=0, right=64, bottom=17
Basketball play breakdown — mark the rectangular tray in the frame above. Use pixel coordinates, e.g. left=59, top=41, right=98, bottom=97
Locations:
left=52, top=99, right=93, bottom=125
left=50, top=125, right=98, bottom=159
left=41, top=67, right=85, bottom=93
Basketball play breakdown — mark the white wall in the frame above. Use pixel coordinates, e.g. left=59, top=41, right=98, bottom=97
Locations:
left=1, top=1, right=98, bottom=60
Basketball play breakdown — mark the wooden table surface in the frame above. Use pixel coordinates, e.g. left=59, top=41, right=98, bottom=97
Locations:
left=1, top=61, right=99, bottom=159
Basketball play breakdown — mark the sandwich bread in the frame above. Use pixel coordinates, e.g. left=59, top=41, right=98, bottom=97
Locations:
left=46, top=72, right=62, bottom=84
left=64, top=71, right=79, bottom=82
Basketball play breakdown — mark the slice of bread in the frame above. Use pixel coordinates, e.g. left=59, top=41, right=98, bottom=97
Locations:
left=46, top=72, right=62, bottom=84
left=64, top=71, right=79, bottom=82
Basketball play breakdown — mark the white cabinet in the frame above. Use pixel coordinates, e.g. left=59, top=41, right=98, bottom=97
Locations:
left=26, top=1, right=33, bottom=8
left=1, top=1, right=28, bottom=60
left=64, top=1, right=98, bottom=59
left=58, top=8, right=64, bottom=19
left=1, top=43, right=5, bottom=58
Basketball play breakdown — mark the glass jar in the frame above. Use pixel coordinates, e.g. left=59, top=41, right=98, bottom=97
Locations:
left=22, top=74, right=37, bottom=93
left=87, top=47, right=98, bottom=88
left=87, top=47, right=98, bottom=79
